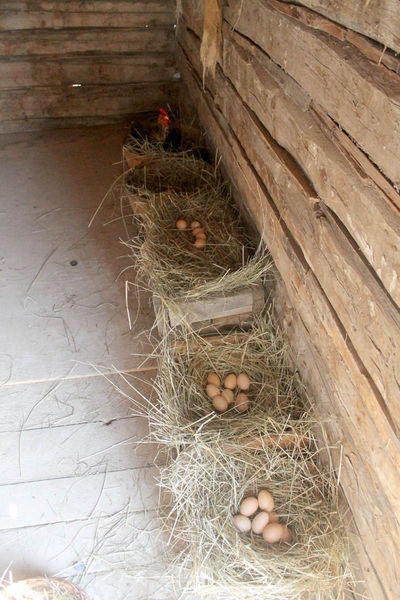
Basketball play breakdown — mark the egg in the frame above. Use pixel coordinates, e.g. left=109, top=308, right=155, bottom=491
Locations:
left=224, top=373, right=237, bottom=390
left=237, top=372, right=250, bottom=390
left=194, top=238, right=206, bottom=250
left=192, top=226, right=204, bottom=236
left=212, top=395, right=228, bottom=412
left=195, top=231, right=207, bottom=240
left=239, top=496, right=259, bottom=517
left=221, top=388, right=234, bottom=404
left=235, top=393, right=249, bottom=412
left=207, top=372, right=221, bottom=387
left=233, top=514, right=251, bottom=533
left=176, top=218, right=187, bottom=230
left=258, top=490, right=274, bottom=512
left=268, top=511, right=279, bottom=523
left=251, top=511, right=270, bottom=535
left=262, top=523, right=286, bottom=544
left=281, top=525, right=292, bottom=543
left=205, top=383, right=220, bottom=399
left=191, top=220, right=201, bottom=229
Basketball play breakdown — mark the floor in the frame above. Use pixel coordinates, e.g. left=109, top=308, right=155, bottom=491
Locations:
left=0, top=125, right=175, bottom=599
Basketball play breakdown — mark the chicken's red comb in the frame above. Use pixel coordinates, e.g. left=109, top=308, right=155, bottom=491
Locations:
left=159, top=107, right=170, bottom=118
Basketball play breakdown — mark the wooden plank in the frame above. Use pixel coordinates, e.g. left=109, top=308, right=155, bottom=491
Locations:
left=179, top=24, right=400, bottom=432
left=0, top=1, right=176, bottom=13
left=0, top=114, right=136, bottom=133
left=0, top=11, right=175, bottom=30
left=176, top=53, right=400, bottom=597
left=0, top=27, right=175, bottom=57
left=0, top=467, right=159, bottom=530
left=280, top=0, right=400, bottom=54
left=0, top=82, right=178, bottom=123
left=0, top=54, right=177, bottom=88
left=179, top=21, right=400, bottom=308
left=223, top=0, right=400, bottom=186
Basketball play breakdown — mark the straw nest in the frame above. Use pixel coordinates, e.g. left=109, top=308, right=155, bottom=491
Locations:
left=148, top=315, right=315, bottom=448
left=158, top=442, right=351, bottom=600
left=1, top=578, right=87, bottom=600
left=122, top=152, right=273, bottom=316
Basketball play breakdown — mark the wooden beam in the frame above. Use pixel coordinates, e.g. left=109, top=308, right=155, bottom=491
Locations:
left=176, top=48, right=400, bottom=597
left=223, top=0, right=400, bottom=186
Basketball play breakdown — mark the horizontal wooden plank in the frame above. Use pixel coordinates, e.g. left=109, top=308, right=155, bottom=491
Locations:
left=280, top=0, right=400, bottom=54
left=0, top=82, right=178, bottom=123
left=0, top=1, right=176, bottom=13
left=0, top=27, right=175, bottom=57
left=177, top=49, right=400, bottom=598
left=223, top=0, right=400, bottom=186
left=178, top=21, right=400, bottom=308
left=0, top=114, right=134, bottom=134
left=0, top=11, right=175, bottom=30
left=179, top=24, right=400, bottom=431
left=0, top=54, right=177, bottom=88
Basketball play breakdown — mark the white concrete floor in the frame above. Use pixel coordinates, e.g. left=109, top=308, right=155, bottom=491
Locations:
left=0, top=126, right=174, bottom=599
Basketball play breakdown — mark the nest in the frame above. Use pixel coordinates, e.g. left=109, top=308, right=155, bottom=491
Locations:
left=149, top=316, right=314, bottom=448
left=123, top=154, right=272, bottom=317
left=1, top=578, right=87, bottom=600
left=158, top=442, right=352, bottom=600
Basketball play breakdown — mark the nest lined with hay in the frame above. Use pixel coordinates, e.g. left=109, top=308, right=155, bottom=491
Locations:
left=1, top=578, right=87, bottom=600
left=158, top=442, right=351, bottom=600
left=149, top=316, right=314, bottom=448
left=123, top=154, right=272, bottom=321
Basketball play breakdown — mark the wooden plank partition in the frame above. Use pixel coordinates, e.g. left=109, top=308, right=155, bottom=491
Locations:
left=177, top=1, right=400, bottom=598
left=0, top=0, right=179, bottom=132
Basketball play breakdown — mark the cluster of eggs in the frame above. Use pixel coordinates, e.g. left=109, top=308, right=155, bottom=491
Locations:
left=205, top=371, right=251, bottom=413
left=176, top=218, right=207, bottom=250
left=233, top=490, right=292, bottom=544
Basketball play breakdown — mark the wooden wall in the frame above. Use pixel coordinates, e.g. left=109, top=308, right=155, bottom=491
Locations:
left=176, top=1, right=400, bottom=598
left=0, top=1, right=179, bottom=133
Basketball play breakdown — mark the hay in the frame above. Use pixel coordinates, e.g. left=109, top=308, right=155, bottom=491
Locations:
left=149, top=315, right=314, bottom=448
left=1, top=578, right=87, bottom=600
left=158, top=442, right=352, bottom=600
left=123, top=154, right=273, bottom=322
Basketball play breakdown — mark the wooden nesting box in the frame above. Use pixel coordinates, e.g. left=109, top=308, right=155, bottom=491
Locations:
left=153, top=284, right=265, bottom=336
left=176, top=1, right=400, bottom=598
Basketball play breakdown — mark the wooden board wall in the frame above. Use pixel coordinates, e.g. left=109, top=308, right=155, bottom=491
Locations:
left=0, top=1, right=179, bottom=132
left=176, top=1, right=400, bottom=598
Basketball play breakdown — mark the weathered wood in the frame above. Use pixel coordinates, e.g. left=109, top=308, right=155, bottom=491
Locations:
left=0, top=27, right=174, bottom=57
left=0, top=54, right=176, bottom=88
left=179, top=20, right=400, bottom=309
left=280, top=0, right=400, bottom=54
left=223, top=0, right=400, bottom=186
left=177, top=51, right=400, bottom=597
left=0, top=1, right=176, bottom=14
left=178, top=24, right=400, bottom=433
left=0, top=10, right=175, bottom=30
left=0, top=82, right=178, bottom=123
left=153, top=285, right=265, bottom=336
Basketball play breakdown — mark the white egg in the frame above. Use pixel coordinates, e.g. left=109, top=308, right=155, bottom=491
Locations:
left=239, top=496, right=259, bottom=517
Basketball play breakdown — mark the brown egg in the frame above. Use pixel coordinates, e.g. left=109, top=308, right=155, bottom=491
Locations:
left=251, top=511, right=270, bottom=535
left=176, top=218, right=187, bottom=230
left=239, top=496, right=259, bottom=517
left=235, top=393, right=249, bottom=412
left=281, top=525, right=292, bottom=543
left=205, top=383, right=220, bottom=399
left=195, top=231, right=207, bottom=241
left=268, top=511, right=279, bottom=523
left=237, top=373, right=250, bottom=390
left=207, top=372, right=220, bottom=387
left=212, top=395, right=228, bottom=412
left=224, top=373, right=237, bottom=390
left=194, top=238, right=206, bottom=250
left=262, top=523, right=286, bottom=544
left=233, top=514, right=251, bottom=533
left=190, top=220, right=201, bottom=229
left=258, top=490, right=274, bottom=512
left=192, top=226, right=204, bottom=237
left=221, top=388, right=234, bottom=404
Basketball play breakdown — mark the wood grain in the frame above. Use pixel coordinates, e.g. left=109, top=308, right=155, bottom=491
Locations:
left=176, top=47, right=400, bottom=598
left=223, top=0, right=400, bottom=185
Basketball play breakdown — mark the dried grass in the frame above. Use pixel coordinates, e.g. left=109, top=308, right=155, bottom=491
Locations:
left=1, top=578, right=87, bottom=600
